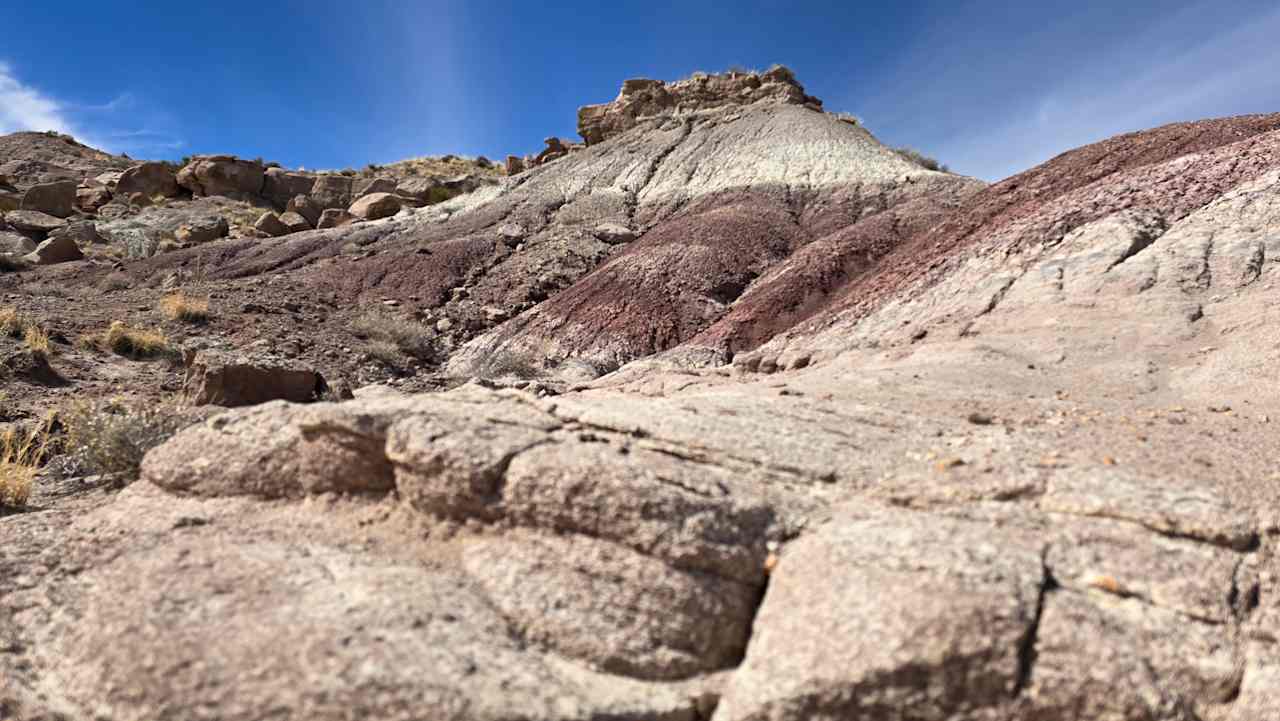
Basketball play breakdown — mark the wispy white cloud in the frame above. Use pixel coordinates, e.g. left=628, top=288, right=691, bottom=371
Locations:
left=0, top=61, right=84, bottom=138
left=0, top=61, right=182, bottom=157
left=852, top=1, right=1280, bottom=180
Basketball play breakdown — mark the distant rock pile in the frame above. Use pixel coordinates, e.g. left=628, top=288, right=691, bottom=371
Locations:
left=578, top=66, right=822, bottom=146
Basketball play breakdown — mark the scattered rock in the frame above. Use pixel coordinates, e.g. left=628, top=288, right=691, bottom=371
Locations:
left=253, top=211, right=291, bottom=238
left=0, top=230, right=37, bottom=255
left=22, top=233, right=84, bottom=265
left=316, top=208, right=354, bottom=229
left=592, top=222, right=637, bottom=244
left=261, top=167, right=316, bottom=207
left=115, top=161, right=181, bottom=199
left=354, top=177, right=397, bottom=198
left=176, top=155, right=265, bottom=198
left=310, top=174, right=353, bottom=210
left=183, top=350, right=328, bottom=407
left=20, top=179, right=77, bottom=218
left=50, top=220, right=105, bottom=246
left=175, top=216, right=230, bottom=244
left=5, top=209, right=67, bottom=235
left=349, top=192, right=401, bottom=220
left=279, top=210, right=313, bottom=233
left=286, top=194, right=323, bottom=227
left=506, top=155, right=526, bottom=175
left=75, top=185, right=112, bottom=212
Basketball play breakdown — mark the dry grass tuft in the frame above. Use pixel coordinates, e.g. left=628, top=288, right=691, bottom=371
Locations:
left=59, top=400, right=188, bottom=480
left=0, top=421, right=50, bottom=508
left=352, top=311, right=438, bottom=363
left=22, top=325, right=51, bottom=355
left=2, top=307, right=51, bottom=354
left=0, top=307, right=25, bottom=338
left=894, top=146, right=949, bottom=173
left=159, top=293, right=210, bottom=323
left=83, top=322, right=171, bottom=359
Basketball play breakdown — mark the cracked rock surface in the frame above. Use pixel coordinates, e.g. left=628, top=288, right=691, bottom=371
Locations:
left=3, top=75, right=1280, bottom=720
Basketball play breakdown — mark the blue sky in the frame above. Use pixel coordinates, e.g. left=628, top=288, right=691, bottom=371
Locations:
left=3, top=0, right=1279, bottom=180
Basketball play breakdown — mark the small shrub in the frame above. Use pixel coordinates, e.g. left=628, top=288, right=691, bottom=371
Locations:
left=352, top=311, right=437, bottom=362
left=894, top=146, right=949, bottom=173
left=59, top=400, right=188, bottom=480
left=159, top=293, right=210, bottom=323
left=0, top=307, right=26, bottom=338
left=1, top=307, right=47, bottom=346
left=99, top=272, right=132, bottom=291
left=85, top=322, right=171, bottom=359
left=426, top=186, right=462, bottom=205
left=483, top=349, right=542, bottom=379
left=0, top=421, right=50, bottom=508
left=23, top=325, right=51, bottom=356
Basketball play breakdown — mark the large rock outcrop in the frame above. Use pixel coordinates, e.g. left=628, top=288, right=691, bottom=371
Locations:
left=115, top=161, right=181, bottom=199
left=578, top=66, right=822, bottom=145
left=6, top=75, right=1278, bottom=721
left=176, top=155, right=266, bottom=198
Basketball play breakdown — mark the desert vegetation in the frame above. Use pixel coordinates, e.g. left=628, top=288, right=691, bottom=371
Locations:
left=352, top=311, right=438, bottom=364
left=159, top=292, right=210, bottom=323
left=0, top=421, right=50, bottom=508
left=58, top=399, right=189, bottom=480
left=1, top=307, right=49, bottom=356
left=894, top=146, right=949, bottom=172
left=81, top=321, right=171, bottom=359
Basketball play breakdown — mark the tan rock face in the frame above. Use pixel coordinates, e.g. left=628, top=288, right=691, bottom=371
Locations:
left=22, top=234, right=83, bottom=265
left=20, top=179, right=77, bottom=218
left=577, top=66, right=822, bottom=145
left=183, top=350, right=327, bottom=408
left=115, top=162, right=180, bottom=199
left=348, top=191, right=401, bottom=220
left=174, top=215, right=230, bottom=244
left=315, top=207, right=353, bottom=229
left=176, top=155, right=266, bottom=197
left=253, top=210, right=290, bottom=237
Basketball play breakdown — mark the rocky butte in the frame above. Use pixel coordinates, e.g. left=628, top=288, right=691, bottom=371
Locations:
left=0, top=68, right=1278, bottom=720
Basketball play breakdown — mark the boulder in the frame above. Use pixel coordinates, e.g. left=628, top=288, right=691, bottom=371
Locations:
left=253, top=211, right=291, bottom=238
left=592, top=223, right=638, bottom=244
left=75, top=185, right=112, bottom=212
left=0, top=231, right=37, bottom=255
left=1, top=348, right=64, bottom=385
left=93, top=170, right=124, bottom=189
left=128, top=192, right=152, bottom=207
left=50, top=220, right=105, bottom=246
left=0, top=189, right=20, bottom=212
left=310, top=174, right=353, bottom=210
left=279, top=211, right=312, bottom=233
left=183, top=350, right=328, bottom=407
left=5, top=210, right=66, bottom=235
left=115, top=162, right=180, bottom=199
left=354, top=177, right=397, bottom=198
left=285, top=194, right=322, bottom=226
left=395, top=177, right=442, bottom=207
left=20, top=179, right=77, bottom=218
left=22, top=234, right=84, bottom=265
left=175, top=216, right=230, bottom=244
left=176, top=155, right=265, bottom=198
left=348, top=192, right=401, bottom=220
left=316, top=208, right=354, bottom=229
left=506, top=155, right=526, bottom=175
left=261, top=167, right=316, bottom=207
